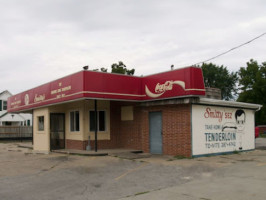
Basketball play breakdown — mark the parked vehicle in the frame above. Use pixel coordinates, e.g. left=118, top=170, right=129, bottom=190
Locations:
left=255, top=127, right=260, bottom=138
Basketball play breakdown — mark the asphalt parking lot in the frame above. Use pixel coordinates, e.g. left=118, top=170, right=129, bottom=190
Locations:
left=1, top=139, right=266, bottom=200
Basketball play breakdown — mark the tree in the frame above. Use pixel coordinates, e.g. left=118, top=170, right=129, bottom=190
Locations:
left=100, top=67, right=108, bottom=72
left=238, top=59, right=266, bottom=125
left=200, top=63, right=238, bottom=100
left=92, top=67, right=108, bottom=72
left=92, top=61, right=135, bottom=75
left=111, top=61, right=135, bottom=75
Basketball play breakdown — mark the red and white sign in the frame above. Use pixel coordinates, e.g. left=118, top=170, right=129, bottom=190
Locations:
left=8, top=67, right=205, bottom=112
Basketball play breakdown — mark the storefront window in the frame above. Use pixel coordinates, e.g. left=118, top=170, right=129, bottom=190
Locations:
left=70, top=111, right=80, bottom=132
left=89, top=111, right=106, bottom=132
left=38, top=116, right=44, bottom=131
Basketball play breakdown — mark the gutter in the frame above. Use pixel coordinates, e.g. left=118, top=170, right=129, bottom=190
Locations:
left=198, top=98, right=262, bottom=110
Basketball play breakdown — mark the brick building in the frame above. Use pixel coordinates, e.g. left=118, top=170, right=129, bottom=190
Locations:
left=8, top=67, right=262, bottom=157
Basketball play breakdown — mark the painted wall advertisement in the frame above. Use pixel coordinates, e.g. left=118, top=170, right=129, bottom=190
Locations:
left=192, top=105, right=255, bottom=156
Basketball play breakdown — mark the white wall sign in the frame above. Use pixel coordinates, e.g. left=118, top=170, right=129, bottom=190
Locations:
left=192, top=105, right=255, bottom=156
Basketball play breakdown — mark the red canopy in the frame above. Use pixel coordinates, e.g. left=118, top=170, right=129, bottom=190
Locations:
left=8, top=66, right=205, bottom=112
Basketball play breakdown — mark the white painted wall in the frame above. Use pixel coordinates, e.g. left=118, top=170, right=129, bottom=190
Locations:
left=0, top=90, right=32, bottom=126
left=33, top=108, right=50, bottom=152
left=0, top=90, right=11, bottom=116
left=0, top=91, right=11, bottom=100
left=192, top=105, right=255, bottom=156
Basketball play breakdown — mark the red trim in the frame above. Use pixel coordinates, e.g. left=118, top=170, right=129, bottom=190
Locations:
left=8, top=67, right=205, bottom=112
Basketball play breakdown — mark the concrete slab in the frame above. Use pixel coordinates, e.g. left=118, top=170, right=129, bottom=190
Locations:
left=17, top=142, right=33, bottom=149
left=255, top=137, right=266, bottom=150
left=51, top=148, right=144, bottom=157
left=1, top=140, right=266, bottom=200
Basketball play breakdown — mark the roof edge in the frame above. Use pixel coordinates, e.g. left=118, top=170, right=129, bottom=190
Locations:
left=198, top=98, right=262, bottom=110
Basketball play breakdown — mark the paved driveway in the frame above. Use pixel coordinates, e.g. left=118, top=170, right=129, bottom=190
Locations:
left=0, top=139, right=266, bottom=200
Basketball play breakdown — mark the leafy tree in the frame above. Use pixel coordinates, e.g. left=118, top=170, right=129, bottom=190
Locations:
left=100, top=67, right=108, bottom=72
left=92, top=61, right=135, bottom=75
left=200, top=63, right=238, bottom=100
left=92, top=67, right=108, bottom=72
left=111, top=61, right=135, bottom=75
left=238, top=59, right=266, bottom=125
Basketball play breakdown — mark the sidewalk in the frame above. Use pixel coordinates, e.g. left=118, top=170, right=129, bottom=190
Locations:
left=120, top=176, right=266, bottom=200
left=52, top=148, right=150, bottom=159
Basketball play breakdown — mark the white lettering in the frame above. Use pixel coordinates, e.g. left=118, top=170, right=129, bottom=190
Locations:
left=34, top=94, right=45, bottom=103
left=145, top=80, right=185, bottom=98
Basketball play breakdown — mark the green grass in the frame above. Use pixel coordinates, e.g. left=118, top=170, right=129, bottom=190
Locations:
left=174, top=155, right=187, bottom=159
left=233, top=150, right=239, bottom=154
left=167, top=155, right=192, bottom=161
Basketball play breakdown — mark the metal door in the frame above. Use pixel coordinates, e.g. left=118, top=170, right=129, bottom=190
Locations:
left=50, top=113, right=65, bottom=150
left=149, top=112, right=162, bottom=154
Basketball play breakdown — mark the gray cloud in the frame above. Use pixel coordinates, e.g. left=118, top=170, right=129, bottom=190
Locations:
left=0, top=0, right=266, bottom=94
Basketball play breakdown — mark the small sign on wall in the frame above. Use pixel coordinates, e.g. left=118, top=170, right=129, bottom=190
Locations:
left=192, top=105, right=255, bottom=156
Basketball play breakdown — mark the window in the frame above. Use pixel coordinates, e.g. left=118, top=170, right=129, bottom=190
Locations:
left=89, top=111, right=106, bottom=132
left=27, top=120, right=31, bottom=126
left=5, top=122, right=12, bottom=126
left=70, top=111, right=80, bottom=132
left=3, top=101, right=7, bottom=110
left=38, top=116, right=44, bottom=131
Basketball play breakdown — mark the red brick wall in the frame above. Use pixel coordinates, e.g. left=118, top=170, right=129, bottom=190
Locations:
left=66, top=140, right=86, bottom=150
left=66, top=101, right=142, bottom=150
left=66, top=101, right=192, bottom=157
left=140, top=104, right=192, bottom=157
left=107, top=101, right=142, bottom=150
left=66, top=139, right=119, bottom=150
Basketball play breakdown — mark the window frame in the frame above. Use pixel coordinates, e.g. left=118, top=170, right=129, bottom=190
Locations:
left=89, top=110, right=107, bottom=132
left=3, top=101, right=7, bottom=110
left=38, top=116, right=44, bottom=131
left=70, top=110, right=80, bottom=132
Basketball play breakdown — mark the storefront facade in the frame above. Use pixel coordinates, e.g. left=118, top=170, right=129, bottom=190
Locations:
left=8, top=67, right=261, bottom=157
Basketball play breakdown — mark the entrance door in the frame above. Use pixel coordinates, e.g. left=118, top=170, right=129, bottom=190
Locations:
left=50, top=113, right=65, bottom=150
left=149, top=112, right=162, bottom=154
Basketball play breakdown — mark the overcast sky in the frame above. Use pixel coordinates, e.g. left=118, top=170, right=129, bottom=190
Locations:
left=0, top=0, right=265, bottom=94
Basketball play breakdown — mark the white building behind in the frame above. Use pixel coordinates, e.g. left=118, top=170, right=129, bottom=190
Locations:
left=0, top=90, right=32, bottom=126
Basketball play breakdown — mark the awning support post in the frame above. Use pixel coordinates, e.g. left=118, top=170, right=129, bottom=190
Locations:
left=94, top=99, right=98, bottom=152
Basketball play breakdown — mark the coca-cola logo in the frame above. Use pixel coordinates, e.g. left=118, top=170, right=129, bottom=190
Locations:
left=145, top=80, right=185, bottom=98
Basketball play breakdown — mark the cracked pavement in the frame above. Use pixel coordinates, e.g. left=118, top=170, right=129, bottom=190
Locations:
left=0, top=139, right=266, bottom=200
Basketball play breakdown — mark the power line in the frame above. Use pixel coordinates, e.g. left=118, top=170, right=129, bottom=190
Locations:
left=193, top=32, right=266, bottom=66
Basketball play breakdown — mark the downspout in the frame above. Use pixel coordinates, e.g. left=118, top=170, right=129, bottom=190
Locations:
left=256, top=105, right=262, bottom=112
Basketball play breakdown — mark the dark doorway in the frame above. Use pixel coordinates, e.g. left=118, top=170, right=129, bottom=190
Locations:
left=149, top=112, right=163, bottom=154
left=50, top=113, right=65, bottom=150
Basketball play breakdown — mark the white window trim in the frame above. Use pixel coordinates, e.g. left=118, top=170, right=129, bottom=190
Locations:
left=3, top=101, right=7, bottom=110
left=89, top=110, right=107, bottom=132
left=70, top=110, right=80, bottom=132
left=38, top=116, right=44, bottom=131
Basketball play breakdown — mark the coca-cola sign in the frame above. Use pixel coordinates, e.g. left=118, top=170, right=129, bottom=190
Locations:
left=145, top=80, right=185, bottom=98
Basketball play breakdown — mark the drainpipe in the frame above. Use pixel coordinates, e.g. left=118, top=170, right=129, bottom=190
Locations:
left=94, top=100, right=98, bottom=152
left=256, top=105, right=262, bottom=112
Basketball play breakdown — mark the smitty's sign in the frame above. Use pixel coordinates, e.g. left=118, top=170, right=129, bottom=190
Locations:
left=192, top=105, right=255, bottom=156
